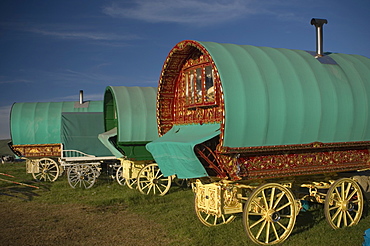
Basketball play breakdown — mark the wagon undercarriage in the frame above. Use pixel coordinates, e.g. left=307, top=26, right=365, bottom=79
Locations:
left=193, top=173, right=368, bottom=245
left=192, top=139, right=370, bottom=245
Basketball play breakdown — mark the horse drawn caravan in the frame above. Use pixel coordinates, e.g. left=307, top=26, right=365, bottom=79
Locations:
left=99, top=86, right=172, bottom=196
left=9, top=97, right=118, bottom=188
left=147, top=19, right=370, bottom=244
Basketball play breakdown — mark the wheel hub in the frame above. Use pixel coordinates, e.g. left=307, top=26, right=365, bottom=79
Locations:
left=265, top=209, right=281, bottom=222
left=340, top=200, right=355, bottom=212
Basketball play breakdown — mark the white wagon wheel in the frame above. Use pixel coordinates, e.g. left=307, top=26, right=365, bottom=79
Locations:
left=115, top=165, right=126, bottom=186
left=324, top=178, right=364, bottom=229
left=67, top=164, right=96, bottom=189
left=194, top=194, right=236, bottom=226
left=137, top=163, right=171, bottom=196
left=32, top=158, right=60, bottom=182
left=243, top=183, right=297, bottom=245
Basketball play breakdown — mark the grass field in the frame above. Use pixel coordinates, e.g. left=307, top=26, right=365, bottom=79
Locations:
left=1, top=162, right=369, bottom=246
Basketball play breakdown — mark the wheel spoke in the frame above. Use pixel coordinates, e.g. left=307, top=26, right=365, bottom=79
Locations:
left=250, top=217, right=266, bottom=229
left=265, top=221, right=271, bottom=244
left=275, top=201, right=292, bottom=212
left=252, top=199, right=265, bottom=211
left=336, top=211, right=343, bottom=228
left=261, top=190, right=268, bottom=209
left=271, top=221, right=280, bottom=241
left=276, top=220, right=288, bottom=231
left=331, top=207, right=341, bottom=221
left=347, top=189, right=357, bottom=200
left=346, top=210, right=355, bottom=224
left=269, top=187, right=276, bottom=208
left=272, top=192, right=285, bottom=210
left=345, top=182, right=352, bottom=199
left=256, top=220, right=267, bottom=240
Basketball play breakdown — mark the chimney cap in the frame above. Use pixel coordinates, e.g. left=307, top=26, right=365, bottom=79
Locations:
left=310, top=18, right=328, bottom=27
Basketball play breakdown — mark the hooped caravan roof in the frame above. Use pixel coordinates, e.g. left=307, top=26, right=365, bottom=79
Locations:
left=99, top=86, right=158, bottom=158
left=10, top=101, right=103, bottom=145
left=197, top=41, right=370, bottom=148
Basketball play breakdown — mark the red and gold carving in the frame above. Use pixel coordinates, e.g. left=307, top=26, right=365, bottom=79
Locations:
left=227, top=149, right=370, bottom=181
left=157, top=40, right=225, bottom=136
left=12, top=144, right=61, bottom=158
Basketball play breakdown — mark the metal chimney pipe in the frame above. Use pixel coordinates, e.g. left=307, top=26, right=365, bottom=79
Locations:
left=310, top=18, right=328, bottom=57
left=79, top=90, right=84, bottom=104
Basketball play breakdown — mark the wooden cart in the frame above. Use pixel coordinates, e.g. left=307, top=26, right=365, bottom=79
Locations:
left=147, top=19, right=370, bottom=245
left=9, top=98, right=119, bottom=187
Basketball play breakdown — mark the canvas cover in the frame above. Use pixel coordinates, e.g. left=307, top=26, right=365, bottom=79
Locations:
left=11, top=101, right=103, bottom=145
left=146, top=123, right=220, bottom=178
left=61, top=112, right=113, bottom=157
left=196, top=41, right=370, bottom=148
left=102, top=86, right=157, bottom=160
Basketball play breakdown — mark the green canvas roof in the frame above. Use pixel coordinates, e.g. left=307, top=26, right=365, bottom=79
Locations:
left=10, top=101, right=103, bottom=145
left=100, top=86, right=158, bottom=159
left=103, top=86, right=158, bottom=143
left=196, top=41, right=370, bottom=148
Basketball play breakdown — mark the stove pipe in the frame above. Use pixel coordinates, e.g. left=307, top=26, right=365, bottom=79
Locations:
left=79, top=90, right=84, bottom=104
left=310, top=18, right=328, bottom=57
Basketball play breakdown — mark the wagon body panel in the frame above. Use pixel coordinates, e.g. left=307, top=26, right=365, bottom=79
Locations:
left=101, top=86, right=157, bottom=160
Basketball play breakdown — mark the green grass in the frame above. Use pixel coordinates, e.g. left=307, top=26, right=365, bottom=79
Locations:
left=1, top=162, right=369, bottom=246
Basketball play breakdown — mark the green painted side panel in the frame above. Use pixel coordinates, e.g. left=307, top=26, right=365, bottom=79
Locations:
left=102, top=86, right=157, bottom=160
left=146, top=123, right=220, bottom=179
left=198, top=41, right=370, bottom=148
left=10, top=101, right=103, bottom=145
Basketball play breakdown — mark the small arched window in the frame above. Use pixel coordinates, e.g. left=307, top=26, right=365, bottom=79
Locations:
left=183, top=56, right=216, bottom=108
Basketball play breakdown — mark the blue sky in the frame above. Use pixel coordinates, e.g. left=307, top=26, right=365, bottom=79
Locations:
left=0, top=0, right=369, bottom=139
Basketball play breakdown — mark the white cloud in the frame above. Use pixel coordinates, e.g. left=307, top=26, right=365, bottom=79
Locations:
left=103, top=0, right=257, bottom=25
left=1, top=21, right=140, bottom=42
left=0, top=77, right=32, bottom=85
left=0, top=105, right=12, bottom=140
left=29, top=28, right=139, bottom=41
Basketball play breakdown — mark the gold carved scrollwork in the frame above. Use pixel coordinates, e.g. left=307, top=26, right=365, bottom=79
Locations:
left=238, top=149, right=370, bottom=180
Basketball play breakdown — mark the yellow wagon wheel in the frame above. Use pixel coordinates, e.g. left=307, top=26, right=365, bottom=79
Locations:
left=137, top=163, right=171, bottom=196
left=194, top=194, right=236, bottom=226
left=324, top=178, right=364, bottom=229
left=32, top=158, right=60, bottom=182
left=243, top=183, right=297, bottom=245
left=67, top=164, right=96, bottom=189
